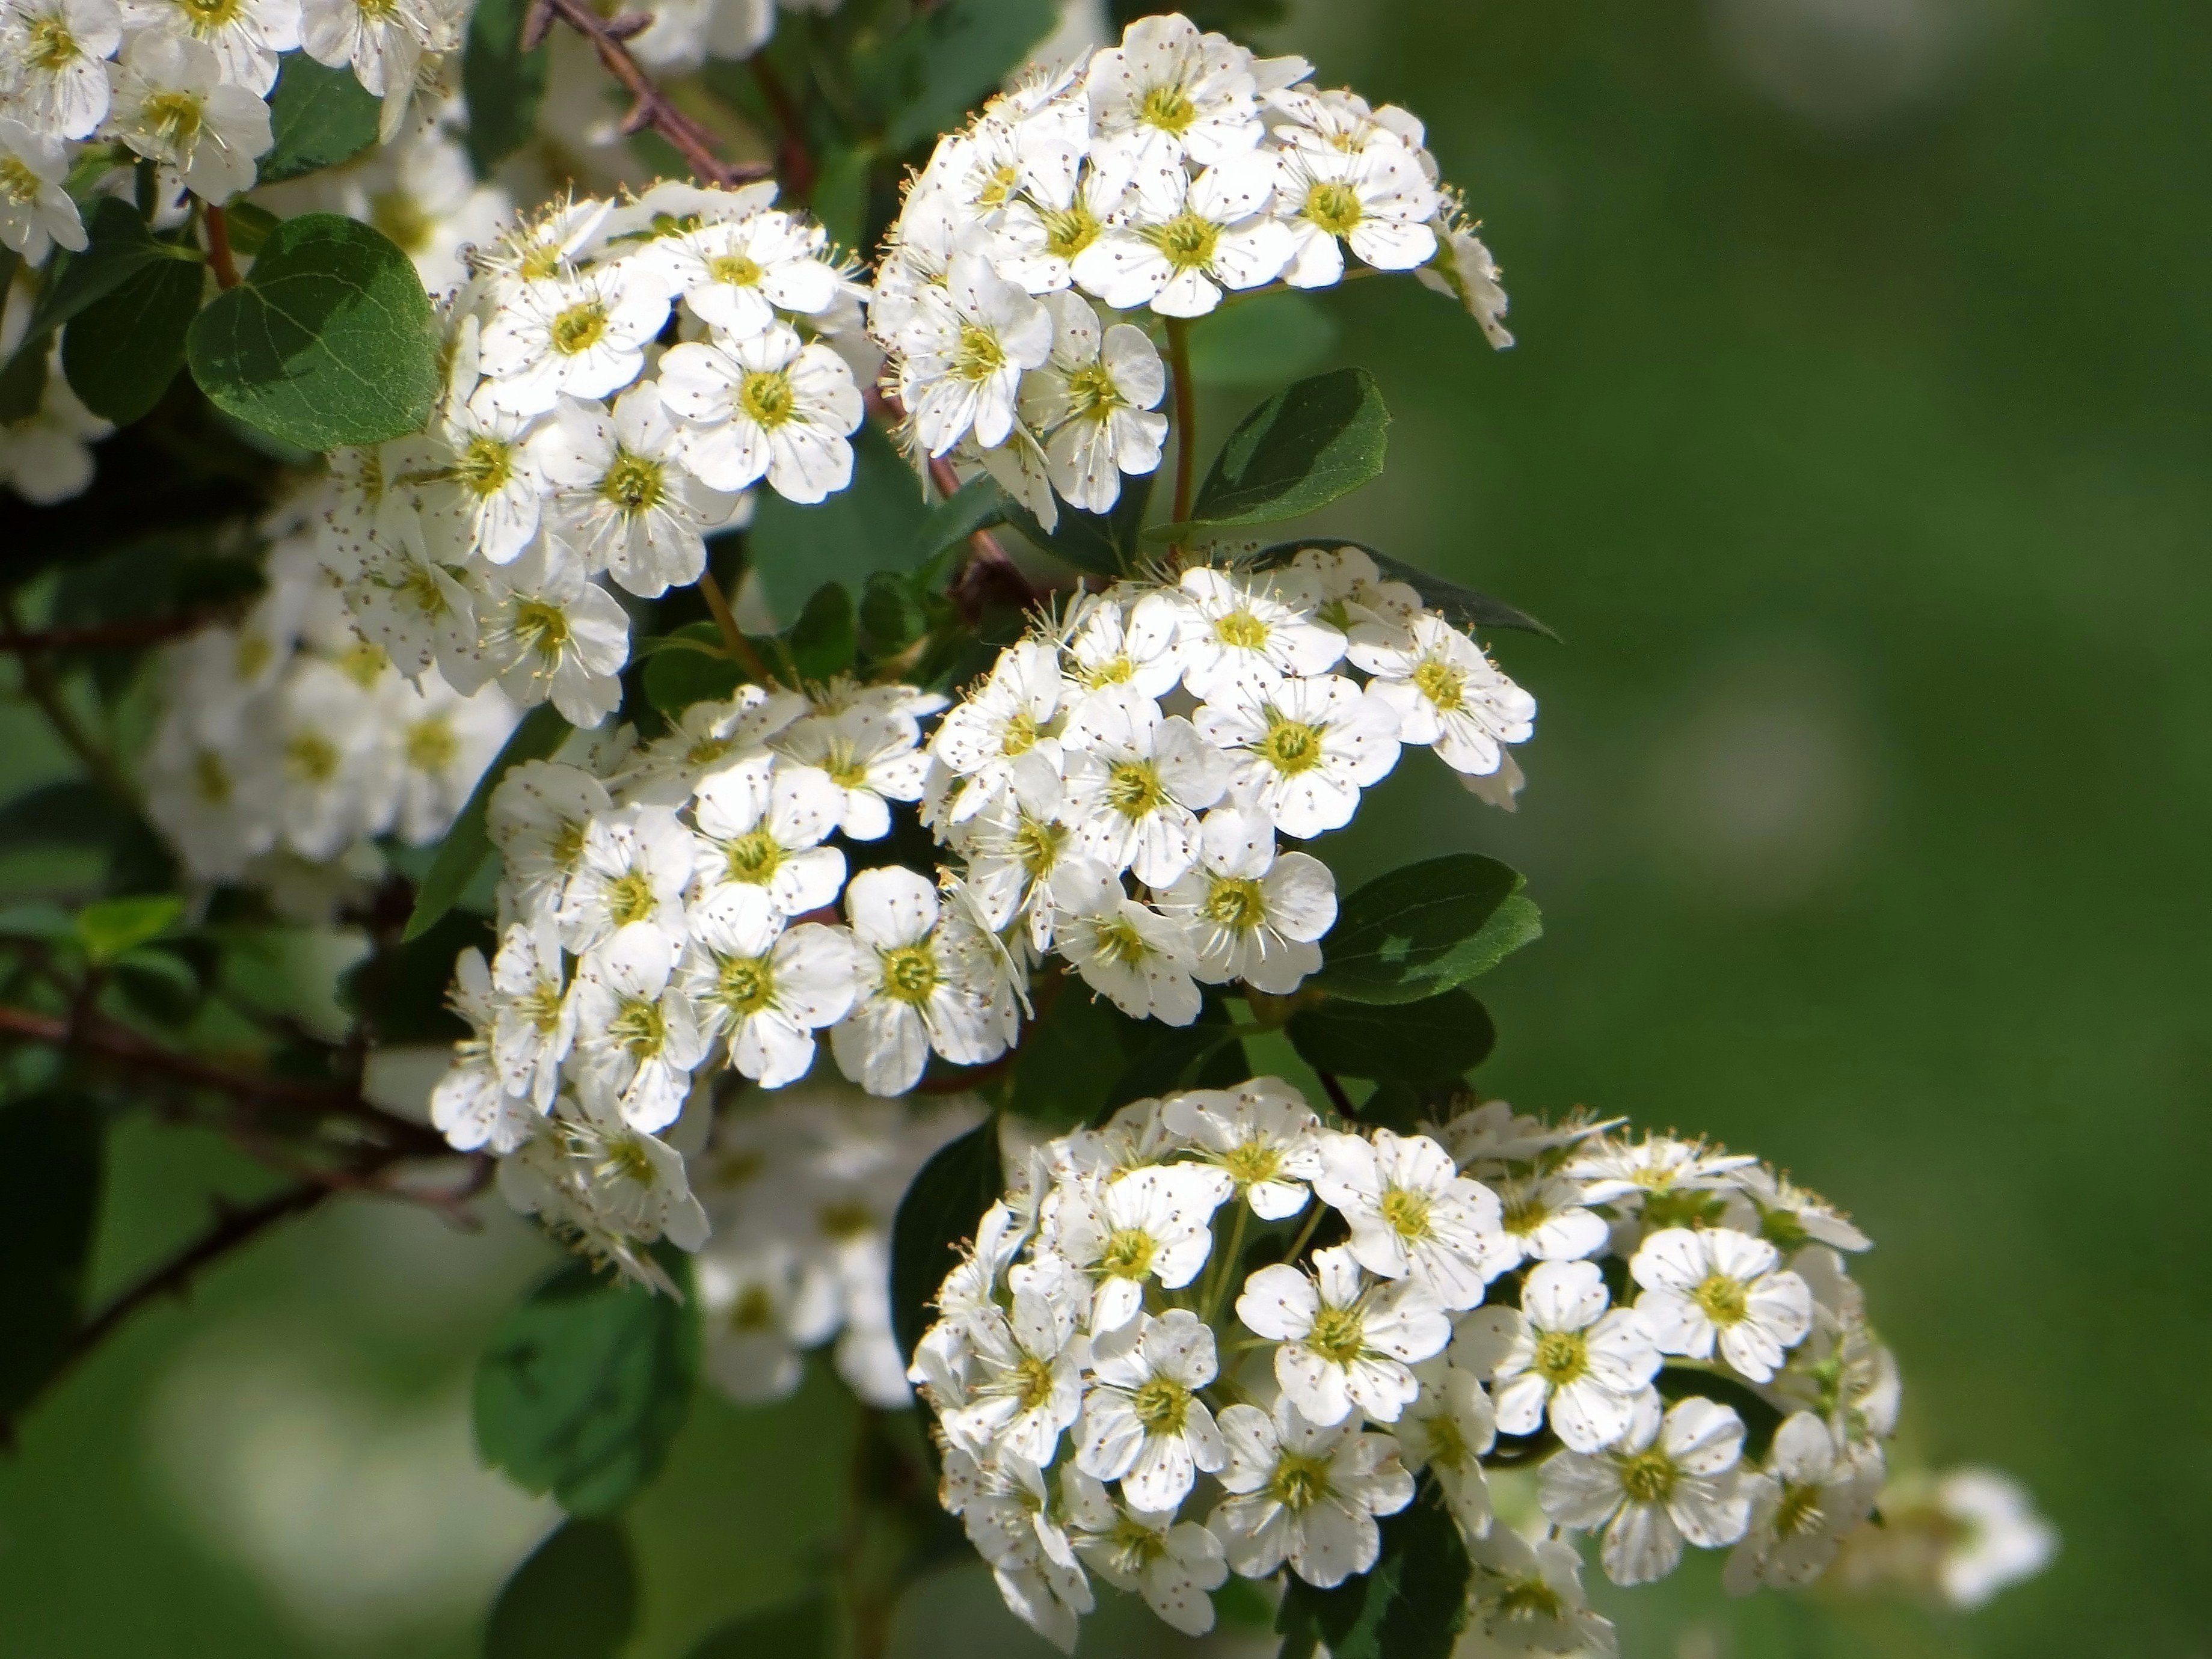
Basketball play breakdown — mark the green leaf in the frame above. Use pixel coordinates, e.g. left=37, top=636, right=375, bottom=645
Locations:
left=745, top=421, right=931, bottom=625
left=912, top=473, right=1009, bottom=571
left=1256, top=540, right=1555, bottom=640
left=1277, top=1486, right=1470, bottom=1659
left=787, top=581, right=857, bottom=682
left=0, top=1090, right=103, bottom=1424
left=809, top=143, right=872, bottom=256
left=0, top=199, right=198, bottom=421
left=681, top=1593, right=830, bottom=1659
left=1007, top=983, right=1132, bottom=1129
left=61, top=245, right=205, bottom=424
left=1288, top=989, right=1496, bottom=1085
left=345, top=906, right=484, bottom=1042
left=108, top=944, right=203, bottom=1025
left=873, top=0, right=1063, bottom=153
left=1316, top=854, right=1542, bottom=1005
left=0, top=903, right=78, bottom=942
left=484, top=1519, right=638, bottom=1659
left=1102, top=1004, right=1249, bottom=1113
left=859, top=569, right=932, bottom=657
left=463, top=0, right=550, bottom=174
left=188, top=212, right=440, bottom=450
left=475, top=1255, right=700, bottom=1517
left=221, top=199, right=281, bottom=257
left=1149, top=367, right=1388, bottom=541
left=642, top=621, right=744, bottom=716
left=404, top=704, right=570, bottom=942
left=0, top=780, right=126, bottom=853
left=74, top=894, right=184, bottom=963
left=259, top=53, right=382, bottom=183
left=888, top=1117, right=1001, bottom=1366
left=1187, top=290, right=1338, bottom=386
left=999, top=497, right=1122, bottom=578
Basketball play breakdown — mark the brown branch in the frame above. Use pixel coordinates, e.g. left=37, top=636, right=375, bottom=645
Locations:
left=0, top=611, right=230, bottom=654
left=203, top=203, right=240, bottom=290
left=1165, top=314, right=1196, bottom=562
left=1316, top=1069, right=1356, bottom=1119
left=696, top=566, right=776, bottom=685
left=524, top=0, right=772, bottom=188
left=749, top=55, right=817, bottom=201
left=0, top=590, right=134, bottom=806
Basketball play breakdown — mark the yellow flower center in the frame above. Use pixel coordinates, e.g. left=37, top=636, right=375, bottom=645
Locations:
left=192, top=750, right=232, bottom=805
left=1000, top=710, right=1041, bottom=756
left=1014, top=1355, right=1057, bottom=1412
left=1424, top=1408, right=1470, bottom=1470
left=550, top=817, right=589, bottom=869
left=1212, top=609, right=1268, bottom=651
left=880, top=942, right=939, bottom=1005
left=817, top=1199, right=876, bottom=1240
left=708, top=251, right=763, bottom=287
left=608, top=993, right=667, bottom=1058
left=739, top=368, right=796, bottom=428
left=714, top=953, right=775, bottom=1017
left=26, top=16, right=81, bottom=70
left=1091, top=916, right=1150, bottom=966
left=232, top=632, right=273, bottom=680
left=1775, top=1481, right=1825, bottom=1537
left=1041, top=203, right=1101, bottom=260
left=0, top=157, right=40, bottom=206
left=1013, top=815, right=1064, bottom=878
left=605, top=870, right=658, bottom=927
left=370, top=188, right=432, bottom=254
left=1099, top=1226, right=1157, bottom=1280
left=1532, top=1328, right=1588, bottom=1386
left=950, top=322, right=1006, bottom=382
left=405, top=714, right=458, bottom=774
left=1495, top=1575, right=1567, bottom=1622
left=1148, top=210, right=1221, bottom=274
left=1306, top=1304, right=1366, bottom=1366
left=1104, top=759, right=1164, bottom=818
left=1618, top=1449, right=1677, bottom=1505
left=1258, top=714, right=1323, bottom=776
left=516, top=980, right=565, bottom=1034
left=720, top=829, right=783, bottom=886
left=1267, top=1450, right=1331, bottom=1513
left=1303, top=180, right=1365, bottom=237
left=1412, top=656, right=1467, bottom=712
left=284, top=732, right=339, bottom=785
left=1065, top=360, right=1123, bottom=422
left=141, top=90, right=204, bottom=151
left=513, top=599, right=571, bottom=660
left=1138, top=82, right=1197, bottom=134
left=1201, top=876, right=1268, bottom=932
left=455, top=434, right=516, bottom=498
left=1222, top=1137, right=1281, bottom=1186
left=1692, top=1272, right=1750, bottom=1326
left=1132, top=1376, right=1190, bottom=1435
left=599, top=451, right=663, bottom=514
left=550, top=301, right=608, bottom=357
left=730, top=1283, right=778, bottom=1331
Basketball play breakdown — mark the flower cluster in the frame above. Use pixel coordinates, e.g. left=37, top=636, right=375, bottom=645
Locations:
left=313, top=181, right=869, bottom=728
left=143, top=501, right=520, bottom=907
left=921, top=551, right=1535, bottom=1026
left=905, top=1085, right=1906, bottom=1650
left=869, top=10, right=1512, bottom=529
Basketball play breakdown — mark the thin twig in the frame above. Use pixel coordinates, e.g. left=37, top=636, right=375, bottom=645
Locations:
left=203, top=204, right=240, bottom=290
left=695, top=566, right=776, bottom=684
left=1165, top=315, right=1197, bottom=560
left=0, top=611, right=232, bottom=654
left=0, top=592, right=134, bottom=806
left=1316, top=1069, right=1356, bottom=1119
left=749, top=55, right=817, bottom=200
left=524, top=0, right=772, bottom=188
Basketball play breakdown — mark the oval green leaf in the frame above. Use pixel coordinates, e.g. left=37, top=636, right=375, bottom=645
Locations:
left=888, top=1117, right=1002, bottom=1366
left=1315, top=853, right=1542, bottom=1005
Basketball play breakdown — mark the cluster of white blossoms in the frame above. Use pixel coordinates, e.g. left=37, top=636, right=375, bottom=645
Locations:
left=313, top=181, right=870, bottom=728
left=920, top=550, right=1535, bottom=1028
left=868, top=11, right=1513, bottom=530
left=904, top=1085, right=1911, bottom=1650
left=143, top=498, right=520, bottom=907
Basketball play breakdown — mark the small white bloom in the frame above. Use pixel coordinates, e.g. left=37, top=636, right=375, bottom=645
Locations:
left=1060, top=587, right=1180, bottom=701
left=487, top=759, right=611, bottom=923
left=1464, top=1525, right=1618, bottom=1657
left=1048, top=1163, right=1233, bottom=1332
left=429, top=947, right=536, bottom=1153
left=1209, top=1393, right=1415, bottom=1588
left=1085, top=12, right=1262, bottom=176
left=1157, top=805, right=1335, bottom=993
left=105, top=33, right=271, bottom=202
left=1454, top=1258, right=1660, bottom=1454
left=1540, top=1393, right=1751, bottom=1586
left=556, top=800, right=696, bottom=954
left=533, top=385, right=740, bottom=598
left=1722, top=1411, right=1884, bottom=1593
left=772, top=704, right=929, bottom=841
left=1160, top=1075, right=1324, bottom=1219
left=1059, top=683, right=1226, bottom=887
left=1416, top=212, right=1514, bottom=349
left=0, top=118, right=86, bottom=262
left=898, top=250, right=1054, bottom=456
left=1630, top=1225, right=1813, bottom=1384
left=1197, top=672, right=1401, bottom=839
left=1490, top=1171, right=1612, bottom=1269
left=1017, top=290, right=1168, bottom=514
left=382, top=673, right=515, bottom=842
left=1154, top=564, right=1347, bottom=701
left=1929, top=1467, right=2059, bottom=1610
left=262, top=655, right=386, bottom=860
left=1237, top=1243, right=1449, bottom=1426
left=1077, top=1308, right=1227, bottom=1510
left=1069, top=1500, right=1227, bottom=1639
left=1051, top=860, right=1203, bottom=1027
left=340, top=507, right=480, bottom=686
left=646, top=209, right=843, bottom=338
left=939, top=1269, right=1090, bottom=1467
left=1315, top=1128, right=1512, bottom=1310
left=474, top=536, right=631, bottom=727
left=696, top=1240, right=820, bottom=1404
left=830, top=865, right=1016, bottom=1095
left=1396, top=1360, right=1497, bottom=1538
left=1, top=0, right=121, bottom=140
left=689, top=759, right=847, bottom=928
left=428, top=381, right=547, bottom=566
left=298, top=0, right=458, bottom=123
left=680, top=895, right=857, bottom=1088
left=1274, top=141, right=1439, bottom=289
left=659, top=319, right=863, bottom=503
left=932, top=638, right=1066, bottom=821
left=1565, top=1131, right=1756, bottom=1234
left=611, top=686, right=808, bottom=806
left=1071, top=150, right=1292, bottom=318
left=570, top=922, right=709, bottom=1133
left=486, top=914, right=572, bottom=1111
left=1724, top=1164, right=1873, bottom=1254
left=477, top=265, right=672, bottom=417
left=118, top=0, right=298, bottom=95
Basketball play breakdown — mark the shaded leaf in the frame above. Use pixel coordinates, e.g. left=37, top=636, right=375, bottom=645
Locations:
left=1277, top=1486, right=1470, bottom=1659
left=912, top=471, right=1009, bottom=569
left=404, top=703, right=570, bottom=942
left=484, top=1518, right=637, bottom=1659
left=74, top=894, right=183, bottom=962
left=346, top=907, right=485, bottom=1043
left=1101, top=992, right=1247, bottom=1112
left=259, top=53, right=382, bottom=183
left=682, top=1593, right=830, bottom=1659
left=1288, top=989, right=1495, bottom=1085
left=0, top=780, right=125, bottom=853
left=641, top=620, right=743, bottom=716
left=1316, top=854, right=1541, bottom=1005
left=475, top=1255, right=700, bottom=1516
left=188, top=213, right=440, bottom=450
left=1187, top=290, right=1337, bottom=385
left=0, top=1090, right=103, bottom=1423
left=61, top=245, right=204, bottom=424
left=787, top=581, right=857, bottom=682
left=0, top=199, right=198, bottom=420
left=221, top=199, right=281, bottom=257
left=745, top=422, right=930, bottom=625
left=873, top=0, right=1063, bottom=153
left=1149, top=367, right=1387, bottom=539
left=463, top=0, right=550, bottom=174
left=889, top=1118, right=1002, bottom=1366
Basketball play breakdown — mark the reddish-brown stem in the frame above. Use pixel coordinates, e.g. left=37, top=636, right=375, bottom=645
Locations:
left=524, top=0, right=772, bottom=188
left=0, top=611, right=232, bottom=654
left=695, top=566, right=776, bottom=684
left=1165, top=316, right=1197, bottom=557
left=203, top=204, right=239, bottom=289
left=749, top=55, right=817, bottom=201
left=1316, top=1069, right=1356, bottom=1118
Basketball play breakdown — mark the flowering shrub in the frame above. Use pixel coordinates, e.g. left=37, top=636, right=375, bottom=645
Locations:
left=0, top=0, right=2054, bottom=1649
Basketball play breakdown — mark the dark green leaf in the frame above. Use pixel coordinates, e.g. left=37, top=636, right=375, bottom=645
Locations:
left=681, top=1593, right=830, bottom=1659
left=188, top=212, right=440, bottom=450
left=0, top=903, right=77, bottom=942
left=859, top=569, right=932, bottom=657
left=1102, top=995, right=1247, bottom=1112
left=108, top=944, right=203, bottom=1025
left=889, top=1118, right=1001, bottom=1366
left=1316, top=854, right=1541, bottom=1005
left=1000, top=496, right=1123, bottom=578
left=810, top=143, right=872, bottom=255
left=786, top=581, right=856, bottom=682
left=745, top=422, right=930, bottom=625
left=75, top=894, right=183, bottom=962
left=475, top=1255, right=700, bottom=1516
left=0, top=199, right=198, bottom=420
left=0, top=780, right=125, bottom=853
left=912, top=472, right=1009, bottom=570
left=259, top=53, right=382, bottom=183
left=1006, top=981, right=1131, bottom=1129
left=345, top=907, right=486, bottom=1042
left=1187, top=290, right=1338, bottom=385
left=1277, top=1486, right=1470, bottom=1659
left=484, top=1518, right=637, bottom=1659
left=0, top=1090, right=103, bottom=1423
left=641, top=621, right=743, bottom=717
left=1150, top=367, right=1388, bottom=540
left=463, top=0, right=550, bottom=175
left=873, top=0, right=1063, bottom=153
left=221, top=199, right=281, bottom=257
left=404, top=703, right=570, bottom=942
left=61, top=245, right=204, bottom=424
left=1288, top=989, right=1495, bottom=1085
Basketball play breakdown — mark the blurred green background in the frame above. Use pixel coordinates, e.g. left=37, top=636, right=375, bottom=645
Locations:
left=2, top=0, right=2202, bottom=1654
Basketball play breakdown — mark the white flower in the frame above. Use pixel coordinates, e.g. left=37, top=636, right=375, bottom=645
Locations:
left=1017, top=291, right=1168, bottom=514
left=105, top=33, right=270, bottom=202
left=680, top=893, right=858, bottom=1088
left=1929, top=1467, right=2058, bottom=1610
left=1724, top=1164, right=1873, bottom=1254
left=1060, top=587, right=1179, bottom=701
left=558, top=1092, right=711, bottom=1257
left=696, top=1240, right=820, bottom=1404
left=1160, top=1075, right=1323, bottom=1219
left=1439, top=1098, right=1616, bottom=1175
left=1197, top=672, right=1401, bottom=839
left=954, top=779, right=1072, bottom=952
left=383, top=675, right=515, bottom=843
left=262, top=655, right=386, bottom=859
left=340, top=508, right=480, bottom=686
left=1209, top=1393, right=1415, bottom=1588
left=556, top=801, right=696, bottom=954
left=1051, top=861, right=1203, bottom=1027
left=486, top=915, right=572, bottom=1111
left=1154, top=564, right=1346, bottom=701
left=1464, top=1526, right=1618, bottom=1657
left=1084, top=12, right=1261, bottom=176
left=1048, top=1163, right=1232, bottom=1332
left=487, top=759, right=611, bottom=922
left=645, top=209, right=843, bottom=339
left=830, top=865, right=1016, bottom=1095
left=570, top=922, right=708, bottom=1133
left=474, top=536, right=631, bottom=726
left=119, top=0, right=298, bottom=94
left=932, top=638, right=1066, bottom=821
left=1289, top=544, right=1424, bottom=636
left=533, top=386, right=740, bottom=598
left=612, top=686, right=808, bottom=806
left=1059, top=683, right=1226, bottom=887
left=689, top=759, right=847, bottom=928
left=1, top=0, right=120, bottom=140
left=477, top=266, right=672, bottom=417
left=1077, top=1308, right=1227, bottom=1510
left=429, top=948, right=536, bottom=1153
left=1237, top=1243, right=1449, bottom=1426
left=1565, top=1131, right=1755, bottom=1233
left=1490, top=1171, right=1611, bottom=1269
left=1722, top=1412, right=1883, bottom=1593
left=1540, top=1393, right=1751, bottom=1586
left=772, top=704, right=929, bottom=841
left=428, top=381, right=546, bottom=566
left=1347, top=612, right=1534, bottom=779
left=140, top=713, right=278, bottom=882
left=0, top=118, right=85, bottom=261
left=299, top=0, right=456, bottom=119
left=1069, top=1500, right=1227, bottom=1639
left=1453, top=1258, right=1659, bottom=1454
left=1314, top=1127, right=1511, bottom=1310
left=1157, top=805, right=1334, bottom=993
left=898, top=250, right=1054, bottom=456
left=659, top=319, right=863, bottom=503
left=1417, top=213, right=1514, bottom=349
left=939, top=1269, right=1090, bottom=1467
left=1396, top=1360, right=1497, bottom=1538
left=0, top=348, right=107, bottom=503
left=1630, top=1225, right=1812, bottom=1384
left=1274, top=141, right=1439, bottom=289
left=1071, top=150, right=1292, bottom=318
left=988, top=161, right=1128, bottom=296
